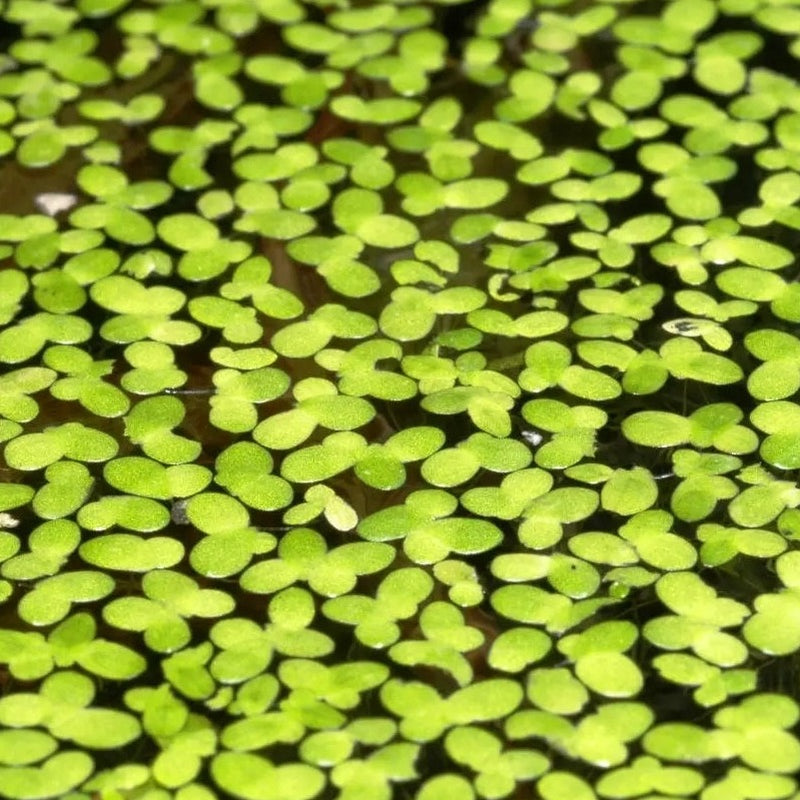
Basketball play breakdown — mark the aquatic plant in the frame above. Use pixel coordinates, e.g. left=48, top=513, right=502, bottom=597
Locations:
left=2, top=0, right=800, bottom=798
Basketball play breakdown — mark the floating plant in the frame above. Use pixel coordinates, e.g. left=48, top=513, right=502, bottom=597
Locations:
left=2, top=0, right=800, bottom=798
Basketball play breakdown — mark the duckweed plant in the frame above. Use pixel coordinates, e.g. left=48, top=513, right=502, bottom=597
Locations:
left=3, top=0, right=800, bottom=797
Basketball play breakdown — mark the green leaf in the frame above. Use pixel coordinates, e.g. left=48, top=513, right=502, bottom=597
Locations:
left=602, top=468, right=658, bottom=516
left=79, top=534, right=183, bottom=572
left=158, top=213, right=220, bottom=251
left=18, top=570, right=115, bottom=626
left=4, top=423, right=118, bottom=471
left=215, top=443, right=293, bottom=511
left=575, top=652, right=644, bottom=698
left=0, top=752, right=94, bottom=800
left=622, top=411, right=692, bottom=447
left=124, top=397, right=200, bottom=464
left=211, top=753, right=324, bottom=800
